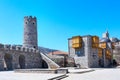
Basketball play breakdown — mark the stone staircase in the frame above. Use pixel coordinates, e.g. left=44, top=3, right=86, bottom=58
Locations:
left=40, top=52, right=60, bottom=69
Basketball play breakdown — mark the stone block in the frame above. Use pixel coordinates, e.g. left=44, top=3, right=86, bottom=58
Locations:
left=57, top=68, right=68, bottom=74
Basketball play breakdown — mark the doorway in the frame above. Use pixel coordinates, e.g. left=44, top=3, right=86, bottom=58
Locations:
left=19, top=55, right=25, bottom=69
left=4, top=54, right=13, bottom=70
left=42, top=60, right=48, bottom=68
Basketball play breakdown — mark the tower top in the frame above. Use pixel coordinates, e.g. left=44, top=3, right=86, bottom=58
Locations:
left=24, top=16, right=36, bottom=19
left=24, top=16, right=37, bottom=22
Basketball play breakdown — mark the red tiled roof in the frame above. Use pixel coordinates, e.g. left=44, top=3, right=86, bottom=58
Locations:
left=49, top=51, right=68, bottom=55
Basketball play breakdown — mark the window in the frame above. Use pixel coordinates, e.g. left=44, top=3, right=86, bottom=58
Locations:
left=75, top=49, right=84, bottom=56
left=92, top=53, right=96, bottom=59
left=32, top=21, right=35, bottom=24
left=75, top=50, right=81, bottom=56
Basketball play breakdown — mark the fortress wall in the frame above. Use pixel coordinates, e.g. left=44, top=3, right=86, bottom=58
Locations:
left=0, top=44, right=42, bottom=70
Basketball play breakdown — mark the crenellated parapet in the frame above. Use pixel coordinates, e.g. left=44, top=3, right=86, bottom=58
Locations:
left=0, top=44, right=40, bottom=53
left=24, top=16, right=36, bottom=22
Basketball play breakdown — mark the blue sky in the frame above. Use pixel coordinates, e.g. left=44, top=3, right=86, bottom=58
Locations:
left=0, top=0, right=120, bottom=51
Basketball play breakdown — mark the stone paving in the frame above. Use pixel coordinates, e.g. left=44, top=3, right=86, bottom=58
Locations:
left=69, top=68, right=94, bottom=73
left=63, top=68, right=120, bottom=80
left=0, top=71, right=63, bottom=80
left=0, top=68, right=120, bottom=80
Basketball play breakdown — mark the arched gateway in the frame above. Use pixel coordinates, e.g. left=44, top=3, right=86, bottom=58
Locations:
left=19, top=55, right=25, bottom=69
left=4, top=54, right=13, bottom=70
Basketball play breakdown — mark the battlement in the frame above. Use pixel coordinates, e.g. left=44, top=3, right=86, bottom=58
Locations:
left=0, top=44, right=40, bottom=53
left=24, top=16, right=36, bottom=22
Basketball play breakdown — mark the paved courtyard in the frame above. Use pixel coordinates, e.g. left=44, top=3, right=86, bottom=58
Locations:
left=0, top=71, right=63, bottom=80
left=64, top=68, right=120, bottom=80
left=0, top=68, right=120, bottom=80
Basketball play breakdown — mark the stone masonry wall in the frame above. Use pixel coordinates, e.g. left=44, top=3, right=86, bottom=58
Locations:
left=0, top=44, right=42, bottom=71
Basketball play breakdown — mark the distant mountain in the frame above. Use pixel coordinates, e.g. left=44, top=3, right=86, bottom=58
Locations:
left=38, top=46, right=58, bottom=54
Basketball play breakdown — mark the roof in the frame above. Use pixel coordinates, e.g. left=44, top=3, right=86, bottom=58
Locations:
left=100, top=38, right=111, bottom=43
left=110, top=38, right=119, bottom=42
left=49, top=51, right=68, bottom=55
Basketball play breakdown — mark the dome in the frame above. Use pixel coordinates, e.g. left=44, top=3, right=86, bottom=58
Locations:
left=100, top=38, right=111, bottom=43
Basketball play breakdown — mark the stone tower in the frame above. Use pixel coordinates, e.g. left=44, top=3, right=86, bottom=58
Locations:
left=23, top=16, right=38, bottom=49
